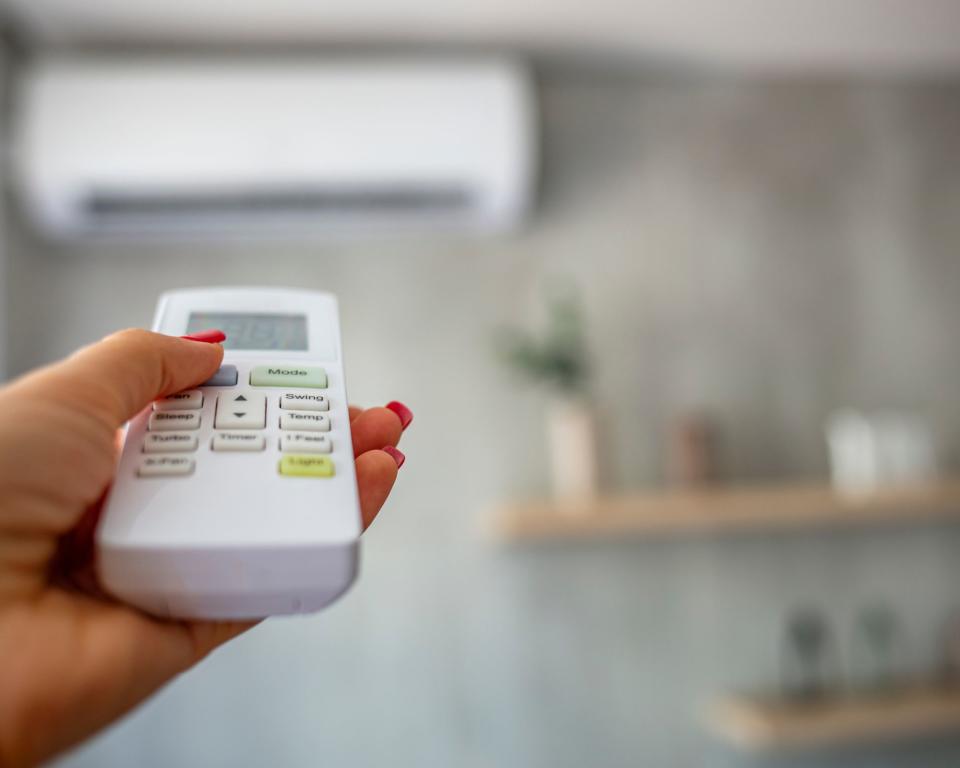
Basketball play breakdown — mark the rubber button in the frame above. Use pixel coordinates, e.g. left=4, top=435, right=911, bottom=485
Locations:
left=279, top=392, right=330, bottom=411
left=202, top=365, right=239, bottom=387
left=211, top=432, right=266, bottom=452
left=280, top=432, right=332, bottom=454
left=251, top=365, right=327, bottom=389
left=153, top=390, right=203, bottom=411
left=149, top=411, right=200, bottom=431
left=138, top=456, right=194, bottom=477
left=279, top=412, right=330, bottom=432
left=215, top=392, right=267, bottom=430
left=279, top=455, right=335, bottom=477
left=144, top=433, right=199, bottom=453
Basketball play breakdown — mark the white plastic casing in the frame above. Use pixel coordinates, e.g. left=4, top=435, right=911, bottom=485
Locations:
left=13, top=58, right=536, bottom=238
left=97, top=287, right=361, bottom=619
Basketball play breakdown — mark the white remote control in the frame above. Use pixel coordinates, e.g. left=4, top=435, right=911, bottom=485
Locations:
left=97, top=287, right=362, bottom=619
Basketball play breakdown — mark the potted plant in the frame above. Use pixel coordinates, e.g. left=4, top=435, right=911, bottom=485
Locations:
left=498, top=287, right=598, bottom=506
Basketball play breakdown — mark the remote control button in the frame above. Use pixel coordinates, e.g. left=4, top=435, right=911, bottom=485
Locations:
left=212, top=432, right=266, bottom=452
left=202, top=365, right=239, bottom=387
left=215, top=392, right=266, bottom=429
left=280, top=411, right=330, bottom=432
left=138, top=456, right=194, bottom=477
left=279, top=455, right=335, bottom=478
left=149, top=411, right=201, bottom=431
left=279, top=392, right=329, bottom=411
left=153, top=390, right=203, bottom=411
left=250, top=365, right=327, bottom=389
left=280, top=432, right=332, bottom=454
left=144, top=432, right=199, bottom=453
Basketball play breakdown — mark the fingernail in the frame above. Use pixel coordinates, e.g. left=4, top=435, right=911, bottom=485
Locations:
left=181, top=329, right=226, bottom=344
left=385, top=401, right=413, bottom=430
left=383, top=445, right=406, bottom=469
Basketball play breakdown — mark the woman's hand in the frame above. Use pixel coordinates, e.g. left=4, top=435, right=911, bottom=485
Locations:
left=0, top=329, right=409, bottom=767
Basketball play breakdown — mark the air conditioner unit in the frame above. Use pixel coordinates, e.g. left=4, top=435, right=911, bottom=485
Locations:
left=12, top=58, right=537, bottom=238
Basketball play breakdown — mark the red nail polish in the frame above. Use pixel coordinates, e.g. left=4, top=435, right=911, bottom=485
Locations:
left=181, top=329, right=226, bottom=344
left=383, top=446, right=405, bottom=469
left=385, top=401, right=413, bottom=430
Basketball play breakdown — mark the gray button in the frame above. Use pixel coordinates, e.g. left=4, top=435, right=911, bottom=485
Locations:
left=202, top=365, right=238, bottom=387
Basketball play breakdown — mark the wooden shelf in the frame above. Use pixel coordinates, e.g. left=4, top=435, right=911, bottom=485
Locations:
left=708, top=687, right=960, bottom=751
left=490, top=480, right=960, bottom=542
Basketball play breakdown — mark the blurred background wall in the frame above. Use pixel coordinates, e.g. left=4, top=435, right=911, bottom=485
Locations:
left=3, top=65, right=960, bottom=767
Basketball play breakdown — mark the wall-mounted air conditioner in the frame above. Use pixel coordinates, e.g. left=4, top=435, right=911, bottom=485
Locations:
left=12, top=58, right=537, bottom=238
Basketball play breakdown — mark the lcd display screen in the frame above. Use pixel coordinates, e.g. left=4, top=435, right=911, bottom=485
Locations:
left=186, top=312, right=308, bottom=351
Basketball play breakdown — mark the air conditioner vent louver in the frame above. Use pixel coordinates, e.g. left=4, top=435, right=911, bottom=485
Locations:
left=85, top=186, right=474, bottom=219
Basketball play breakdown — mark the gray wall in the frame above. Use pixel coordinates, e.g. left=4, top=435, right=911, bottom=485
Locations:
left=5, top=69, right=960, bottom=767
left=0, top=45, right=8, bottom=381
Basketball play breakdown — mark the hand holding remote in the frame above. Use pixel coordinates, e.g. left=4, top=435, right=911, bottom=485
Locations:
left=0, top=329, right=408, bottom=766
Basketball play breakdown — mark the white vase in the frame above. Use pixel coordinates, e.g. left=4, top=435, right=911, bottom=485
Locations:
left=546, top=396, right=599, bottom=507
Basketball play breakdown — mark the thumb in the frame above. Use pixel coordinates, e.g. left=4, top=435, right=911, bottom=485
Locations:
left=9, top=329, right=224, bottom=431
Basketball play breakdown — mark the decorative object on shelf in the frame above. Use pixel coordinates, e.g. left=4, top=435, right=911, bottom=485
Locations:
left=781, top=608, right=837, bottom=702
left=937, top=612, right=960, bottom=687
left=497, top=284, right=598, bottom=505
left=849, top=604, right=906, bottom=693
left=666, top=411, right=719, bottom=488
left=826, top=410, right=937, bottom=495
left=544, top=396, right=599, bottom=502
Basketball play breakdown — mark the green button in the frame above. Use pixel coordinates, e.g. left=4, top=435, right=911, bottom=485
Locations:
left=250, top=365, right=327, bottom=389
left=279, top=455, right=335, bottom=478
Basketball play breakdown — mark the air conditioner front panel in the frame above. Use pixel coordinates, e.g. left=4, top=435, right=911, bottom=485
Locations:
left=14, top=59, right=537, bottom=237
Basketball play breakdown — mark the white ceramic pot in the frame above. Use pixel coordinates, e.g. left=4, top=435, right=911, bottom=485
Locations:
left=546, top=396, right=599, bottom=507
